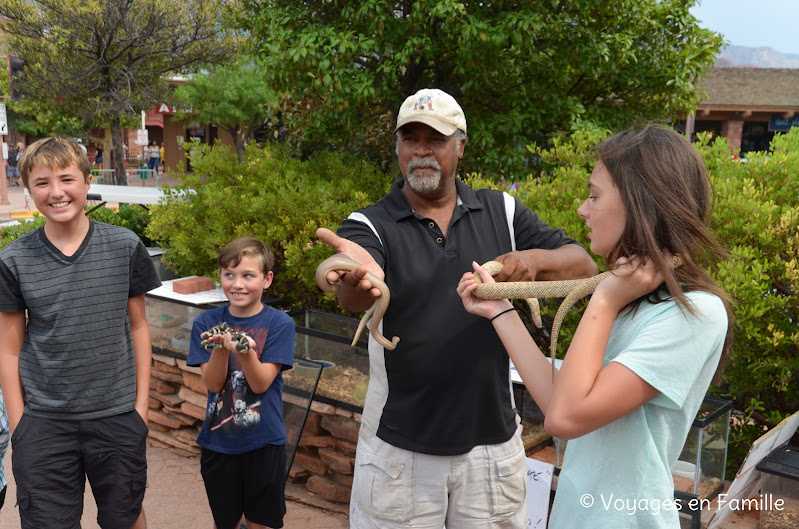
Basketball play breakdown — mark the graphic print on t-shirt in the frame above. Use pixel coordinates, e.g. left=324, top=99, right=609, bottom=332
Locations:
left=206, top=326, right=269, bottom=433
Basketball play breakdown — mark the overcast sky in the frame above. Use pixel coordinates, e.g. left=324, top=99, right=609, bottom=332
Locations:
left=690, top=0, right=799, bottom=55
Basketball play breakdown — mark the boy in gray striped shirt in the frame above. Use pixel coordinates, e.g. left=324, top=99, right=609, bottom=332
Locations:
left=0, top=137, right=161, bottom=529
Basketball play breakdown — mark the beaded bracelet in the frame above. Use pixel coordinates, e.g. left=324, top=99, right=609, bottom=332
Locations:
left=490, top=307, right=516, bottom=322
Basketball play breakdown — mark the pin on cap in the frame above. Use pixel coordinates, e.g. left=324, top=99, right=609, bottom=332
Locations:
left=395, top=88, right=466, bottom=136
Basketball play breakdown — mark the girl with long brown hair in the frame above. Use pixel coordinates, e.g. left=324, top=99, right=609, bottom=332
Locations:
left=458, top=124, right=733, bottom=528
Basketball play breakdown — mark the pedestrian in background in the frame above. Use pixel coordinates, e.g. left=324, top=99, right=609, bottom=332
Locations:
left=148, top=140, right=161, bottom=178
left=5, top=144, right=21, bottom=187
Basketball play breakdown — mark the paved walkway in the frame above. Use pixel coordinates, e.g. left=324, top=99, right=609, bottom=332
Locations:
left=0, top=184, right=30, bottom=223
left=0, top=444, right=349, bottom=529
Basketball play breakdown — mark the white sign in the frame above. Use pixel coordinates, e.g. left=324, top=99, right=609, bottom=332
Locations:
left=2, top=142, right=8, bottom=160
left=526, top=457, right=555, bottom=528
left=134, top=129, right=149, bottom=146
left=0, top=103, right=7, bottom=135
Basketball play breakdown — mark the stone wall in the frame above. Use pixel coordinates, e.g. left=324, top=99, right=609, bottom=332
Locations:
left=283, top=393, right=361, bottom=505
left=147, top=352, right=362, bottom=505
left=147, top=353, right=207, bottom=456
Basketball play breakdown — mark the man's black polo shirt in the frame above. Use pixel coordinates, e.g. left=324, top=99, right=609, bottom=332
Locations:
left=338, top=178, right=579, bottom=455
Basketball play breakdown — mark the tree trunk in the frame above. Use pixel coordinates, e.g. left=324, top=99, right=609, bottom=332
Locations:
left=102, top=128, right=113, bottom=171
left=229, top=126, right=245, bottom=163
left=110, top=117, right=126, bottom=186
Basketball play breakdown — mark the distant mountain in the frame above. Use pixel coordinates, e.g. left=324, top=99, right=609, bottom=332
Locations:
left=717, top=45, right=799, bottom=68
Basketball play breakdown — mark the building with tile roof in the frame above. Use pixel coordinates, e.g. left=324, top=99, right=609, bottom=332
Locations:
left=685, top=68, right=799, bottom=155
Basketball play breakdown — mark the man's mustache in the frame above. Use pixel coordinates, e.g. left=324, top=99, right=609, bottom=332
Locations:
left=407, top=158, right=441, bottom=173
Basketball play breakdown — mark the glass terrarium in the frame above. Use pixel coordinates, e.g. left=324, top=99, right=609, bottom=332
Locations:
left=147, top=247, right=178, bottom=282
left=145, top=277, right=231, bottom=358
left=286, top=309, right=370, bottom=411
left=146, top=296, right=211, bottom=357
left=672, top=397, right=732, bottom=500
left=756, top=444, right=799, bottom=529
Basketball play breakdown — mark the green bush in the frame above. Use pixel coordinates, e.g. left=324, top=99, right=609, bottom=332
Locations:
left=0, top=214, right=46, bottom=249
left=145, top=142, right=392, bottom=309
left=88, top=204, right=154, bottom=246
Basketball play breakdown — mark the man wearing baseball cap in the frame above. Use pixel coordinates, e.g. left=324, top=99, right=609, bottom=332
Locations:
left=318, top=88, right=596, bottom=528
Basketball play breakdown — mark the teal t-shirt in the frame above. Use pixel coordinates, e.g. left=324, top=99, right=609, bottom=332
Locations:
left=549, top=291, right=727, bottom=529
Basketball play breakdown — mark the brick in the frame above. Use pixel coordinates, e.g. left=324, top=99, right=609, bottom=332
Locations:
left=147, top=437, right=172, bottom=450
left=181, top=402, right=207, bottom=421
left=182, top=370, right=207, bottom=394
left=306, top=475, right=351, bottom=504
left=334, top=471, right=354, bottom=488
left=173, top=428, right=200, bottom=447
left=173, top=276, right=214, bottom=294
left=151, top=368, right=184, bottom=384
left=147, top=429, right=201, bottom=454
left=148, top=422, right=170, bottom=432
left=176, top=359, right=203, bottom=375
left=320, top=415, right=360, bottom=444
left=310, top=401, right=338, bottom=415
left=293, top=451, right=329, bottom=476
left=149, top=378, right=177, bottom=394
left=149, top=410, right=185, bottom=429
left=152, top=354, right=177, bottom=366
left=162, top=406, right=198, bottom=426
left=288, top=466, right=311, bottom=482
left=154, top=361, right=182, bottom=374
left=336, top=438, right=358, bottom=455
left=178, top=386, right=207, bottom=408
left=298, top=433, right=338, bottom=448
left=303, top=412, right=324, bottom=434
left=149, top=397, right=163, bottom=410
left=284, top=406, right=323, bottom=435
left=282, top=392, right=308, bottom=408
left=150, top=389, right=184, bottom=407
left=318, top=447, right=354, bottom=474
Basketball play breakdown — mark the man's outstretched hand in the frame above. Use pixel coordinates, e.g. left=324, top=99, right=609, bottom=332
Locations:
left=316, top=228, right=384, bottom=301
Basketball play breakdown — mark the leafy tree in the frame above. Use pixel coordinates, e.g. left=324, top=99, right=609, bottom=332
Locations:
left=237, top=0, right=723, bottom=176
left=0, top=0, right=236, bottom=184
left=1, top=72, right=83, bottom=139
left=173, top=62, right=282, bottom=163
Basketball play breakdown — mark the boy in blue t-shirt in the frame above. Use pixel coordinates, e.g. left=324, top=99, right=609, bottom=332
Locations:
left=187, top=237, right=295, bottom=529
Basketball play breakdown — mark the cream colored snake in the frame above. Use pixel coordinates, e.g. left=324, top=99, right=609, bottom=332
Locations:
left=318, top=254, right=677, bottom=377
left=315, top=254, right=400, bottom=350
left=475, top=261, right=612, bottom=368
left=316, top=254, right=610, bottom=355
left=477, top=258, right=681, bottom=373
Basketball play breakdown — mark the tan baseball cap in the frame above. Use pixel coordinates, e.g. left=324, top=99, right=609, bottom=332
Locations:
left=395, top=88, right=467, bottom=136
